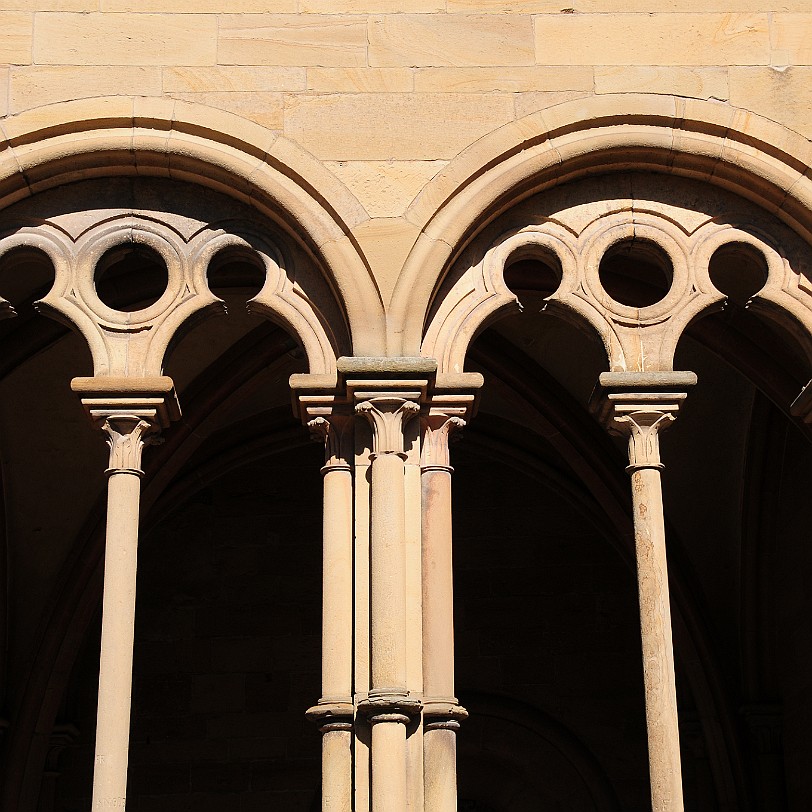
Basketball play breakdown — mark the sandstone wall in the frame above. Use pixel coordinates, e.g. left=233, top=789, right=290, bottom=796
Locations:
left=2, top=4, right=811, bottom=229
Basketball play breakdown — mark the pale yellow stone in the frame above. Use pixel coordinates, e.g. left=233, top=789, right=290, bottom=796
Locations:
left=219, top=15, right=367, bottom=67
left=415, top=65, right=592, bottom=93
left=284, top=92, right=515, bottom=160
left=534, top=13, right=770, bottom=66
left=163, top=66, right=305, bottom=93
left=308, top=68, right=413, bottom=93
left=368, top=14, right=534, bottom=68
left=168, top=92, right=283, bottom=130
left=772, top=15, right=812, bottom=66
left=595, top=67, right=729, bottom=101
left=0, top=67, right=8, bottom=117
left=450, top=0, right=803, bottom=10
left=0, top=0, right=92, bottom=8
left=0, top=12, right=32, bottom=64
left=103, top=0, right=294, bottom=10
left=514, top=90, right=592, bottom=119
left=730, top=66, right=812, bottom=137
left=10, top=66, right=162, bottom=112
left=324, top=160, right=446, bottom=217
left=352, top=218, right=421, bottom=308
left=33, top=13, right=217, bottom=66
left=302, top=0, right=442, bottom=11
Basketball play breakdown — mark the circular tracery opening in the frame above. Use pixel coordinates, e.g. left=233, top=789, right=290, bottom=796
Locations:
left=598, top=238, right=673, bottom=308
left=94, top=243, right=169, bottom=312
left=708, top=242, right=769, bottom=306
left=504, top=250, right=562, bottom=299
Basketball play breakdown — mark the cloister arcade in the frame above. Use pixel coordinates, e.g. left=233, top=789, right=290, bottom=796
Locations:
left=1, top=95, right=812, bottom=811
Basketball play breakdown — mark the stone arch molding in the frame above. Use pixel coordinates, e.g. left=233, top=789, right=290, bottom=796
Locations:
left=0, top=96, right=384, bottom=360
left=0, top=212, right=340, bottom=379
left=403, top=94, right=812, bottom=363
left=423, top=204, right=810, bottom=375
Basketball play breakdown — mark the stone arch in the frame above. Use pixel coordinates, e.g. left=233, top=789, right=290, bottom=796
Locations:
left=0, top=97, right=385, bottom=359
left=399, top=94, right=812, bottom=364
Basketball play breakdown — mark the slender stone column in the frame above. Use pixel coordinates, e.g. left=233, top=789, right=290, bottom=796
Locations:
left=593, top=371, right=696, bottom=812
left=72, top=377, right=178, bottom=812
left=306, top=414, right=355, bottom=812
left=92, top=413, right=161, bottom=812
left=356, top=396, right=422, bottom=812
left=421, top=410, right=468, bottom=812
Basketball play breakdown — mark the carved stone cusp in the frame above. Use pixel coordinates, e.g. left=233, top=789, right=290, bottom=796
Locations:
left=355, top=397, right=420, bottom=457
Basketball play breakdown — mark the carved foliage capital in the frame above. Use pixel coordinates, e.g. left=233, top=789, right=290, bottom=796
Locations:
left=612, top=409, right=675, bottom=471
left=421, top=412, right=466, bottom=470
left=94, top=412, right=162, bottom=475
left=307, top=414, right=353, bottom=469
left=355, top=397, right=419, bottom=457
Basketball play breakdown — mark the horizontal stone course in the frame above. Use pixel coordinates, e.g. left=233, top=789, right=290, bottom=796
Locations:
left=534, top=13, right=770, bottom=66
left=369, top=13, right=534, bottom=67
left=33, top=12, right=217, bottom=65
left=283, top=92, right=515, bottom=160
left=218, top=14, right=367, bottom=67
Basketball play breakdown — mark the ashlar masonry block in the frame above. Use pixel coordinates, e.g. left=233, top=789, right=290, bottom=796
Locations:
left=368, top=14, right=534, bottom=68
left=218, top=15, right=368, bottom=67
left=534, top=13, right=770, bottom=67
left=33, top=12, right=217, bottom=66
left=283, top=92, right=515, bottom=160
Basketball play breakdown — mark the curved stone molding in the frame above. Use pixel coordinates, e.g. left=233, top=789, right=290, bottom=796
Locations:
left=423, top=177, right=812, bottom=374
left=30, top=216, right=223, bottom=378
left=0, top=97, right=385, bottom=357
left=0, top=202, right=342, bottom=379
left=396, top=94, right=812, bottom=356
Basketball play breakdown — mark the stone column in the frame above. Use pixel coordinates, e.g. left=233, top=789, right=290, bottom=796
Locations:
left=72, top=377, right=178, bottom=812
left=421, top=409, right=468, bottom=812
left=306, top=414, right=355, bottom=812
left=593, top=371, right=696, bottom=812
left=356, top=396, right=422, bottom=812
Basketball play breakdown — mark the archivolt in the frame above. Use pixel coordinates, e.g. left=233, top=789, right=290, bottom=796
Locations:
left=0, top=97, right=385, bottom=356
left=394, top=93, right=812, bottom=359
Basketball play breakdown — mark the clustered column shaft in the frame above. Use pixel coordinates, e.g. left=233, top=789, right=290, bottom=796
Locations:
left=421, top=411, right=468, bottom=812
left=306, top=415, right=354, bottom=812
left=356, top=396, right=422, bottom=812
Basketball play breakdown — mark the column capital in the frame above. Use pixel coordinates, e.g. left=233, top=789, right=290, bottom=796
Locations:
left=591, top=372, right=696, bottom=471
left=357, top=694, right=423, bottom=724
left=71, top=376, right=180, bottom=475
left=355, top=396, right=420, bottom=457
left=307, top=413, right=353, bottom=471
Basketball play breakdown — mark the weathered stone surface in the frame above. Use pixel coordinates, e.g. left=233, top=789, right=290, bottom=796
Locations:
left=324, top=160, right=446, bottom=217
left=10, top=66, right=163, bottom=112
left=307, top=67, right=414, bottom=93
left=218, top=14, right=367, bottom=67
left=33, top=12, right=217, bottom=65
left=0, top=12, right=31, bottom=64
left=163, top=67, right=305, bottom=93
left=730, top=66, right=812, bottom=136
left=167, top=92, right=284, bottom=129
left=103, top=0, right=294, bottom=9
left=771, top=14, right=812, bottom=66
left=369, top=14, right=534, bottom=67
left=415, top=65, right=592, bottom=93
left=513, top=90, right=591, bottom=118
left=302, top=0, right=442, bottom=11
left=534, top=13, right=770, bottom=66
left=595, top=66, right=729, bottom=101
left=284, top=92, right=515, bottom=160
